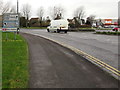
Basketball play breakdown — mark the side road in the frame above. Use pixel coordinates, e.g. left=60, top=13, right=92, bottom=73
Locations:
left=21, top=33, right=119, bottom=88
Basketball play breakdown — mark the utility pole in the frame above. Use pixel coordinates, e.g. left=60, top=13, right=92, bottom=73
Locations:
left=17, top=0, right=19, bottom=14
left=17, top=0, right=19, bottom=34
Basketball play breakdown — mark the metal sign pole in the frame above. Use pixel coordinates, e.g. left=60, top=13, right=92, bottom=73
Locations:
left=6, top=32, right=8, bottom=40
left=14, top=32, right=16, bottom=40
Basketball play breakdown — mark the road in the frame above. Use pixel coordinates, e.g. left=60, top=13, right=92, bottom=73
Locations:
left=21, top=29, right=119, bottom=71
left=21, top=33, right=119, bottom=88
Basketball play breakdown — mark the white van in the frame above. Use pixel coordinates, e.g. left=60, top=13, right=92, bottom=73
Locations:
left=47, top=19, right=69, bottom=33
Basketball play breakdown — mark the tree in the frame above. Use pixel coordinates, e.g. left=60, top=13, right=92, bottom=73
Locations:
left=20, top=17, right=26, bottom=27
left=10, top=5, right=16, bottom=13
left=0, top=0, right=11, bottom=15
left=118, top=17, right=120, bottom=27
left=37, top=7, right=44, bottom=27
left=50, top=6, right=65, bottom=20
left=86, top=15, right=96, bottom=26
left=74, top=6, right=85, bottom=25
left=21, top=3, right=31, bottom=27
left=45, top=16, right=51, bottom=26
left=89, top=15, right=96, bottom=25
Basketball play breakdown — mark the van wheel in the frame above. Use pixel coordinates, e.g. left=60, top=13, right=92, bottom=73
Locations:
left=47, top=29, right=50, bottom=32
left=65, top=31, right=67, bottom=33
left=57, top=29, right=60, bottom=33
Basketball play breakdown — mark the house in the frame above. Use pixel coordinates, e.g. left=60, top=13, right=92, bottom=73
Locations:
left=29, top=18, right=40, bottom=27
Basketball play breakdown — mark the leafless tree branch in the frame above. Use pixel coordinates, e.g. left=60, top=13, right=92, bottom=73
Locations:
left=0, top=0, right=11, bottom=15
left=37, top=7, right=44, bottom=21
left=74, top=6, right=85, bottom=20
left=50, top=6, right=65, bottom=20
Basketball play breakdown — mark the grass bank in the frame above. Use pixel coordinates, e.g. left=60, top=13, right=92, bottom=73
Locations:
left=0, top=31, right=2, bottom=89
left=21, top=27, right=47, bottom=29
left=69, top=28, right=95, bottom=32
left=2, top=32, right=29, bottom=88
left=97, top=28, right=112, bottom=30
left=95, top=31, right=120, bottom=35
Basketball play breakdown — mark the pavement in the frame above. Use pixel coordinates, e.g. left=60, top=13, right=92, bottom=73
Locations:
left=21, top=33, right=119, bottom=88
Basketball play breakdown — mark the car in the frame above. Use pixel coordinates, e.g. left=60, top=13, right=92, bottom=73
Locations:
left=47, top=19, right=69, bottom=33
left=112, top=27, right=119, bottom=32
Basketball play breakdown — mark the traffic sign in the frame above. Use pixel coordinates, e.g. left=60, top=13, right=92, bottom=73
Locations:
left=2, top=13, right=19, bottom=32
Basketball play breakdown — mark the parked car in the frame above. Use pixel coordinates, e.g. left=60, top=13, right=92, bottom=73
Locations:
left=47, top=19, right=69, bottom=33
left=112, top=27, right=119, bottom=32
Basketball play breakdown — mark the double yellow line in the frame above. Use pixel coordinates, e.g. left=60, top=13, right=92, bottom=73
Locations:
left=38, top=34, right=120, bottom=78
left=63, top=44, right=120, bottom=77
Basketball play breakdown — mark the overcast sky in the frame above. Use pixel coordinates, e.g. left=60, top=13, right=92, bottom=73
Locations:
left=3, top=0, right=119, bottom=19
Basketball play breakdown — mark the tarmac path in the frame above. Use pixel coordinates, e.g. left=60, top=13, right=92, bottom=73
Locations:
left=21, top=33, right=119, bottom=88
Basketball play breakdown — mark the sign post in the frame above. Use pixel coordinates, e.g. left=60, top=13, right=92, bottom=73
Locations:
left=2, top=13, right=19, bottom=40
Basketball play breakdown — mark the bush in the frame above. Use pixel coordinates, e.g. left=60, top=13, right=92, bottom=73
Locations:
left=79, top=25, right=91, bottom=28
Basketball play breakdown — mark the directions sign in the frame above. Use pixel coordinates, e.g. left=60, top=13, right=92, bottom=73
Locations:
left=2, top=13, right=19, bottom=32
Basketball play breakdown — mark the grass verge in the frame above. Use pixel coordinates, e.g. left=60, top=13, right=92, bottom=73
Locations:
left=21, top=27, right=47, bottom=29
left=0, top=31, right=2, bottom=89
left=2, top=32, right=29, bottom=88
left=95, top=31, right=120, bottom=35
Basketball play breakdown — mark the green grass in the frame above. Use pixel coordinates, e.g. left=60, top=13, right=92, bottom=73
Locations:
left=97, top=28, right=112, bottom=30
left=2, top=32, right=29, bottom=88
left=95, top=31, right=120, bottom=35
left=0, top=31, right=2, bottom=89
left=21, top=27, right=47, bottom=29
left=78, top=28, right=96, bottom=29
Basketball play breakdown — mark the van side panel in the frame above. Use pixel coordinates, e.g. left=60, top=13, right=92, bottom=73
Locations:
left=48, top=19, right=69, bottom=32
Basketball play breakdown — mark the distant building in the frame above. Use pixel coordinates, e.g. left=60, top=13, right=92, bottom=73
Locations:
left=29, top=18, right=39, bottom=27
left=0, top=15, right=2, bottom=27
left=96, top=19, right=118, bottom=28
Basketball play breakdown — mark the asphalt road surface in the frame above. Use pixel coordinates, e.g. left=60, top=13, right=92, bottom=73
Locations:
left=21, top=29, right=119, bottom=70
left=21, top=33, right=119, bottom=88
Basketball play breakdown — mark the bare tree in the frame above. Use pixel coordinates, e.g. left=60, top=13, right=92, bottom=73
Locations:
left=21, top=4, right=31, bottom=19
left=10, top=5, right=16, bottom=13
left=88, top=15, right=96, bottom=26
left=74, top=6, right=85, bottom=19
left=37, top=7, right=44, bottom=26
left=21, top=3, right=31, bottom=27
left=89, top=15, right=96, bottom=21
left=74, top=6, right=85, bottom=25
left=0, top=0, right=11, bottom=15
left=50, top=6, right=65, bottom=20
left=37, top=7, right=44, bottom=20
